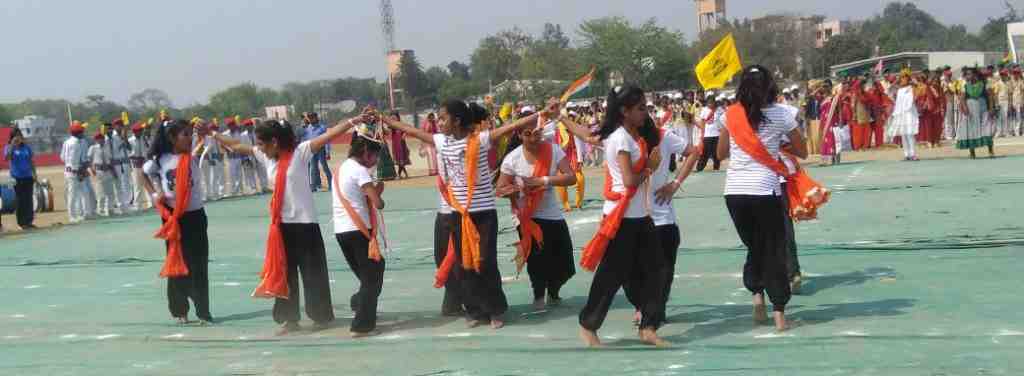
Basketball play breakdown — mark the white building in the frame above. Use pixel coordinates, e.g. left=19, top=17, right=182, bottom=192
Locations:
left=1008, top=22, right=1024, bottom=64
left=14, top=115, right=61, bottom=153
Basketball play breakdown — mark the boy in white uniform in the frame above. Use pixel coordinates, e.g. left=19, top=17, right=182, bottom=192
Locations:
left=198, top=121, right=226, bottom=201
left=221, top=118, right=246, bottom=196
left=110, top=120, right=135, bottom=212
left=128, top=123, right=152, bottom=210
left=60, top=122, right=93, bottom=223
left=88, top=132, right=120, bottom=217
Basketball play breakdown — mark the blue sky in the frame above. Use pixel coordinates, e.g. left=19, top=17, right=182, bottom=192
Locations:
left=0, top=0, right=1012, bottom=105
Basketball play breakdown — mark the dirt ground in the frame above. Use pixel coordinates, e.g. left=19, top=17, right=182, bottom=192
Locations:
left=3, top=136, right=1023, bottom=236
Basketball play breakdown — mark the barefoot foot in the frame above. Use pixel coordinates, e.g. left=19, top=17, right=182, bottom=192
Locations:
left=579, top=327, right=603, bottom=348
left=639, top=328, right=671, bottom=347
left=276, top=321, right=301, bottom=336
left=490, top=316, right=505, bottom=330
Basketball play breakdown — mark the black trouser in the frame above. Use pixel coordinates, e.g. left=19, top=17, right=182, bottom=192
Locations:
left=696, top=137, right=721, bottom=171
left=725, top=195, right=791, bottom=312
left=624, top=224, right=680, bottom=313
left=579, top=217, right=666, bottom=331
left=434, top=212, right=464, bottom=315
left=523, top=218, right=576, bottom=301
left=164, top=209, right=211, bottom=321
left=779, top=182, right=800, bottom=278
left=337, top=231, right=385, bottom=333
left=273, top=223, right=335, bottom=325
left=14, top=178, right=34, bottom=227
left=450, top=210, right=508, bottom=322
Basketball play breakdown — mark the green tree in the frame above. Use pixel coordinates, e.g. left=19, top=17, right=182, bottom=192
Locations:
left=578, top=17, right=692, bottom=90
left=470, top=27, right=533, bottom=85
left=447, top=61, right=471, bottom=81
left=0, top=104, right=13, bottom=124
left=127, top=88, right=174, bottom=113
left=520, top=23, right=580, bottom=80
left=397, top=50, right=427, bottom=127
left=977, top=1, right=1022, bottom=52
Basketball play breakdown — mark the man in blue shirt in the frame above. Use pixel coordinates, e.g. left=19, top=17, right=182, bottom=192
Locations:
left=3, top=129, right=37, bottom=229
left=303, top=113, right=332, bottom=192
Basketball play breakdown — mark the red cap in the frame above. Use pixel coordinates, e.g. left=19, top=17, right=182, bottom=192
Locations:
left=69, top=121, right=85, bottom=135
left=242, top=118, right=255, bottom=126
left=93, top=132, right=105, bottom=141
left=131, top=123, right=144, bottom=133
left=1001, top=69, right=1009, bottom=76
left=208, top=122, right=220, bottom=131
left=112, top=119, right=124, bottom=125
left=224, top=117, right=237, bottom=126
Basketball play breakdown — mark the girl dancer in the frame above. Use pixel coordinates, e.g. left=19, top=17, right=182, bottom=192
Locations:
left=215, top=116, right=363, bottom=335
left=572, top=86, right=668, bottom=347
left=383, top=100, right=556, bottom=329
left=332, top=131, right=387, bottom=337
left=141, top=120, right=213, bottom=325
left=716, top=66, right=809, bottom=332
left=496, top=120, right=577, bottom=310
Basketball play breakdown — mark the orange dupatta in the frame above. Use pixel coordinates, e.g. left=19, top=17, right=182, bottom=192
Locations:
left=512, top=142, right=553, bottom=275
left=333, top=163, right=383, bottom=261
left=579, top=136, right=649, bottom=272
left=723, top=104, right=830, bottom=220
left=252, top=150, right=292, bottom=299
left=154, top=153, right=193, bottom=278
left=432, top=133, right=484, bottom=286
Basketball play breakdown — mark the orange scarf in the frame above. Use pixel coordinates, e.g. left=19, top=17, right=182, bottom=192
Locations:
left=252, top=150, right=292, bottom=299
left=724, top=104, right=830, bottom=220
left=433, top=133, right=484, bottom=284
left=513, top=143, right=553, bottom=275
left=333, top=162, right=382, bottom=261
left=433, top=175, right=458, bottom=288
left=154, top=153, right=192, bottom=278
left=579, top=135, right=648, bottom=272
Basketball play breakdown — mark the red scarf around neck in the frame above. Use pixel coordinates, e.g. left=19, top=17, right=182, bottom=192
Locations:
left=154, top=153, right=193, bottom=277
left=252, top=150, right=292, bottom=299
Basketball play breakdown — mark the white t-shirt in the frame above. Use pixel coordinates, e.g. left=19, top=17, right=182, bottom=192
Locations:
left=724, top=104, right=799, bottom=196
left=436, top=132, right=496, bottom=213
left=88, top=143, right=111, bottom=167
left=705, top=108, right=724, bottom=138
left=499, top=145, right=566, bottom=221
left=143, top=154, right=205, bottom=212
left=435, top=147, right=452, bottom=214
left=651, top=131, right=691, bottom=226
left=602, top=126, right=648, bottom=219
left=253, top=141, right=317, bottom=224
left=332, top=158, right=375, bottom=234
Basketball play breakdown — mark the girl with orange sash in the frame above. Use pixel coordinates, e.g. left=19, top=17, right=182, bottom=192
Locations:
left=332, top=133, right=387, bottom=337
left=572, top=86, right=668, bottom=347
left=215, top=117, right=363, bottom=335
left=383, top=100, right=556, bottom=329
left=496, top=121, right=577, bottom=310
left=716, top=66, right=812, bottom=332
left=141, top=120, right=213, bottom=325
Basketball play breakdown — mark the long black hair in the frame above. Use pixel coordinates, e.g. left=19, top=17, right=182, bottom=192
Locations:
left=467, top=102, right=490, bottom=127
left=146, top=120, right=191, bottom=165
left=255, top=120, right=297, bottom=152
left=596, top=85, right=660, bottom=148
left=735, top=64, right=779, bottom=131
left=7, top=128, right=24, bottom=144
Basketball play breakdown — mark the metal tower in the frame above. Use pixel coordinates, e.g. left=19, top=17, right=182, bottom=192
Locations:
left=380, top=0, right=397, bottom=109
left=379, top=0, right=396, bottom=54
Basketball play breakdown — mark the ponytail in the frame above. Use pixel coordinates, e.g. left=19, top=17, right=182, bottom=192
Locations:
left=147, top=120, right=190, bottom=167
left=735, top=65, right=779, bottom=131
left=596, top=85, right=646, bottom=140
left=255, top=120, right=297, bottom=151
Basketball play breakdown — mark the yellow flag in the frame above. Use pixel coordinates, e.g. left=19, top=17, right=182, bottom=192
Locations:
left=695, top=33, right=743, bottom=90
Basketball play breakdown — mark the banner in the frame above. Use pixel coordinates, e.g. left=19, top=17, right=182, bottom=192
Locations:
left=695, top=33, right=742, bottom=90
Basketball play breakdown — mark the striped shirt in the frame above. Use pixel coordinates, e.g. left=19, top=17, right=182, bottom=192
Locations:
left=436, top=132, right=496, bottom=213
left=724, top=104, right=799, bottom=196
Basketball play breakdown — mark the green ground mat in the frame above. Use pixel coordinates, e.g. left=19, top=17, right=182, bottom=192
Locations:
left=1, top=155, right=1023, bottom=375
